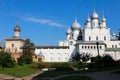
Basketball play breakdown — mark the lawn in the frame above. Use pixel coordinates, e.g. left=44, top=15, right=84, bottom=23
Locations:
left=0, top=64, right=40, bottom=77
left=56, top=75, right=93, bottom=80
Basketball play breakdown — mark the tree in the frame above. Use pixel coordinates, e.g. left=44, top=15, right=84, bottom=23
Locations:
left=72, top=52, right=91, bottom=63
left=0, top=51, right=15, bottom=70
left=102, top=54, right=115, bottom=67
left=17, top=39, right=34, bottom=65
left=72, top=52, right=91, bottom=70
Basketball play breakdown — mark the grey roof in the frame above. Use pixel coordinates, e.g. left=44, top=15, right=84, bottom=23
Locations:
left=35, top=46, right=69, bottom=49
left=77, top=41, right=106, bottom=45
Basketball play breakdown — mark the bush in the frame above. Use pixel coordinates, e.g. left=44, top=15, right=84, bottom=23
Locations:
left=88, top=54, right=116, bottom=69
left=102, top=54, right=116, bottom=67
left=30, top=62, right=78, bottom=70
left=0, top=51, right=15, bottom=70
left=24, top=56, right=33, bottom=64
left=17, top=56, right=24, bottom=65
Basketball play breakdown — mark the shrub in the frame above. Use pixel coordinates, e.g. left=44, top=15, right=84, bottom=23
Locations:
left=0, top=51, right=15, bottom=70
left=30, top=62, right=39, bottom=69
left=17, top=56, right=24, bottom=65
left=30, top=62, right=78, bottom=70
left=102, top=54, right=116, bottom=67
left=24, top=56, right=33, bottom=64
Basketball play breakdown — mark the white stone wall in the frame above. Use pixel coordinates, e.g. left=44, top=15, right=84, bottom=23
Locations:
left=84, top=27, right=110, bottom=41
left=105, top=41, right=120, bottom=48
left=78, top=44, right=105, bottom=57
left=5, top=40, right=24, bottom=53
left=35, top=46, right=77, bottom=62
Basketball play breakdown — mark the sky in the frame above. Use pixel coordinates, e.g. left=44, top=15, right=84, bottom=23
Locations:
left=0, top=0, right=120, bottom=46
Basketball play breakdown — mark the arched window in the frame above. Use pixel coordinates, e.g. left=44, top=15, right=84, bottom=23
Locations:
left=82, top=46, right=84, bottom=49
left=91, top=46, right=93, bottom=49
left=89, top=36, right=91, bottom=41
left=96, top=36, right=98, bottom=40
left=12, top=43, right=14, bottom=48
left=104, top=36, right=106, bottom=41
left=88, top=46, right=90, bottom=49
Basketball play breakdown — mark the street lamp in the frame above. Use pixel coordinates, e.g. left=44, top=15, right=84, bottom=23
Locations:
left=96, top=41, right=101, bottom=69
left=96, top=41, right=100, bottom=57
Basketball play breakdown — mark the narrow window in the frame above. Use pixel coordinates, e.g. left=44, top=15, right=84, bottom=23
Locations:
left=112, top=45, right=114, bottom=48
left=12, top=43, right=14, bottom=48
left=82, top=46, right=84, bottom=49
left=85, top=46, right=87, bottom=49
left=91, top=46, right=93, bottom=49
left=88, top=46, right=89, bottom=49
left=115, top=45, right=117, bottom=48
left=94, top=46, right=96, bottom=49
left=100, top=46, right=102, bottom=49
left=89, top=36, right=91, bottom=41
left=104, top=36, right=106, bottom=41
left=96, top=36, right=98, bottom=40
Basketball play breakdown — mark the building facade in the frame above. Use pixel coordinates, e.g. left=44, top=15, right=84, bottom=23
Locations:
left=35, top=10, right=120, bottom=62
left=5, top=25, right=24, bottom=60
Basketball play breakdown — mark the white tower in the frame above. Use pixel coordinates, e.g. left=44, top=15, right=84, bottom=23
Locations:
left=66, top=28, right=72, bottom=40
left=14, top=25, right=20, bottom=38
left=85, top=15, right=91, bottom=28
left=101, top=13, right=106, bottom=27
left=91, top=10, right=99, bottom=28
left=71, top=18, right=81, bottom=40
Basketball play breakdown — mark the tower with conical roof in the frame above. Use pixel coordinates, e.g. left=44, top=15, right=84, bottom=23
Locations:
left=91, top=8, right=99, bottom=28
left=101, top=11, right=106, bottom=27
left=14, top=25, right=21, bottom=38
left=85, top=14, right=91, bottom=28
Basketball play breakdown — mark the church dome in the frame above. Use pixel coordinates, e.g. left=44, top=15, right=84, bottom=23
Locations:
left=71, top=19, right=81, bottom=31
left=66, top=28, right=71, bottom=35
left=86, top=17, right=91, bottom=22
left=91, top=11, right=99, bottom=19
left=14, top=25, right=20, bottom=31
left=101, top=17, right=106, bottom=22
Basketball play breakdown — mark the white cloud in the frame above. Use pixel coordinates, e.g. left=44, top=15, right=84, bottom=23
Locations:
left=22, top=17, right=65, bottom=28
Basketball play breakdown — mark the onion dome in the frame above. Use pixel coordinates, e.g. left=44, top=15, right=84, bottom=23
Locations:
left=86, top=17, right=91, bottom=22
left=101, top=17, right=106, bottom=22
left=71, top=18, right=81, bottom=31
left=112, top=33, right=116, bottom=36
left=66, top=28, right=72, bottom=35
left=91, top=11, right=99, bottom=19
left=14, top=25, right=20, bottom=32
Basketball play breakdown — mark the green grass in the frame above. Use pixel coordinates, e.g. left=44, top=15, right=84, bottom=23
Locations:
left=0, top=64, right=40, bottom=77
left=56, top=75, right=93, bottom=80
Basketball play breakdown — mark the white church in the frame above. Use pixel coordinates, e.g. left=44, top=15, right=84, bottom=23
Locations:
left=35, top=10, right=120, bottom=62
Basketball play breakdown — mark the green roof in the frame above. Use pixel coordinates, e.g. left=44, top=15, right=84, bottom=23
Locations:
left=105, top=48, right=120, bottom=51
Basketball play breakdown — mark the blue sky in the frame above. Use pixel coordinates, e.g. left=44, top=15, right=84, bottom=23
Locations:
left=0, top=0, right=120, bottom=46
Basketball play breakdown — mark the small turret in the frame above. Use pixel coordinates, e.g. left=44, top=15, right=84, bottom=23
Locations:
left=85, top=15, right=91, bottom=28
left=14, top=25, right=20, bottom=38
left=101, top=11, right=106, bottom=27
left=91, top=7, right=99, bottom=28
